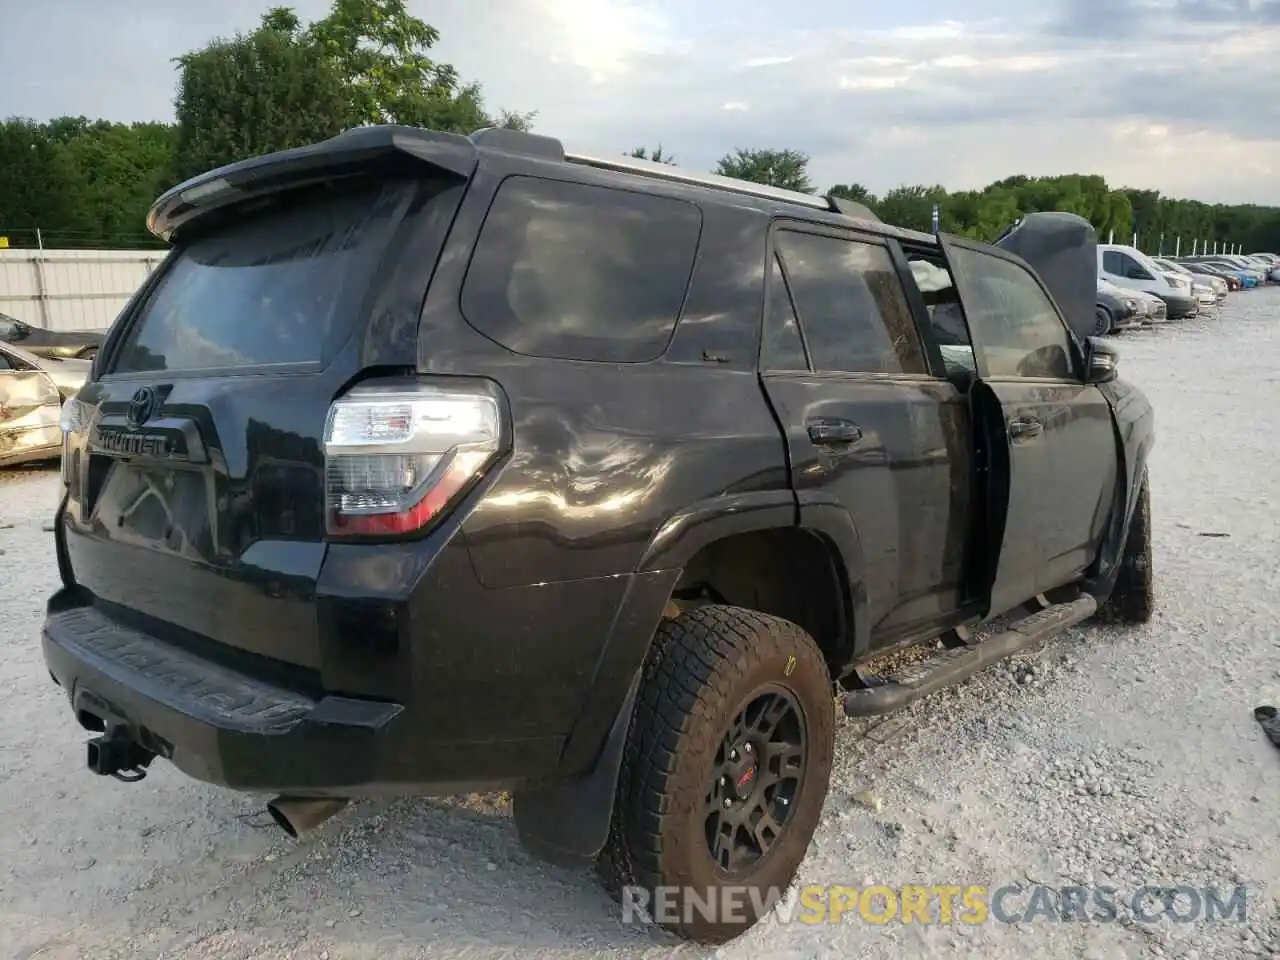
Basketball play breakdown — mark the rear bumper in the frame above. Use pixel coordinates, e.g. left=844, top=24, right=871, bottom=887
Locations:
left=44, top=520, right=671, bottom=795
left=43, top=602, right=406, bottom=793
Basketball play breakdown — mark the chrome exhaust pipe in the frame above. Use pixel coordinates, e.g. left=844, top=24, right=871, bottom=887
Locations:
left=266, top=796, right=349, bottom=839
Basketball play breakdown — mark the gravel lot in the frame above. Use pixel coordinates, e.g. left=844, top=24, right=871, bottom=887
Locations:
left=2, top=292, right=1279, bottom=960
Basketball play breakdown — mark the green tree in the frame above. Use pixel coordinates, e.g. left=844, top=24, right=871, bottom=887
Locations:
left=173, top=13, right=355, bottom=181
left=172, top=0, right=533, bottom=180
left=714, top=148, right=813, bottom=193
left=874, top=184, right=947, bottom=233
left=0, top=119, right=93, bottom=245
left=304, top=0, right=533, bottom=132
left=628, top=145, right=676, bottom=165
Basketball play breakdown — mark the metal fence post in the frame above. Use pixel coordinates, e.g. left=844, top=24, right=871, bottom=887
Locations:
left=31, top=240, right=52, bottom=329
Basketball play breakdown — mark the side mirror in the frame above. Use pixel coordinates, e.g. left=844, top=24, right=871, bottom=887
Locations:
left=1125, top=268, right=1150, bottom=281
left=1084, top=336, right=1119, bottom=383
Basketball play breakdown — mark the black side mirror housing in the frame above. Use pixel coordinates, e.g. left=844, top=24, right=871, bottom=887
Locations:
left=1084, top=336, right=1119, bottom=383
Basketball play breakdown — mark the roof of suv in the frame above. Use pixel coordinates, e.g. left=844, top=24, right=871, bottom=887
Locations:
left=147, top=125, right=939, bottom=248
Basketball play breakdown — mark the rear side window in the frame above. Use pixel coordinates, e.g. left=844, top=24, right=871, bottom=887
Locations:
left=112, top=180, right=418, bottom=373
left=461, top=177, right=701, bottom=363
left=776, top=231, right=927, bottom=375
left=761, top=255, right=808, bottom=370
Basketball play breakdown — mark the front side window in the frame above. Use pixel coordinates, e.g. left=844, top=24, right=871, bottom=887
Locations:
left=775, top=231, right=927, bottom=375
left=948, top=247, right=1076, bottom=380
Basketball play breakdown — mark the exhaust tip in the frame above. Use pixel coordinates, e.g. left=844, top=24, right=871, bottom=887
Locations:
left=266, top=797, right=349, bottom=839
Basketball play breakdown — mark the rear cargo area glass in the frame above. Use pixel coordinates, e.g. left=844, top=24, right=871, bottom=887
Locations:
left=113, top=181, right=414, bottom=373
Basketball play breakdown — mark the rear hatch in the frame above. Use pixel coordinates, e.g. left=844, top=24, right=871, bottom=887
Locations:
left=59, top=154, right=468, bottom=674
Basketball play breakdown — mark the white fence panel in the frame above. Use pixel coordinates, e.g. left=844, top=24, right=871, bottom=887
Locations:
left=0, top=249, right=167, bottom=332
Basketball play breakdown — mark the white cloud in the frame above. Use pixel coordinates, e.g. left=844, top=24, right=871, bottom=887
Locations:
left=1, top=0, right=1278, bottom=203
left=741, top=55, right=796, bottom=68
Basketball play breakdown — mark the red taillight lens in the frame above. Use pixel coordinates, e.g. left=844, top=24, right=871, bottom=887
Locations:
left=322, top=382, right=503, bottom=538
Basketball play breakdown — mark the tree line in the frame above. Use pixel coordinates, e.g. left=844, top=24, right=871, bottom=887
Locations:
left=2, top=0, right=1278, bottom=253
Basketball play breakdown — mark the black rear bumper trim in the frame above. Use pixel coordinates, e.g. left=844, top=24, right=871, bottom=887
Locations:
left=43, top=605, right=404, bottom=791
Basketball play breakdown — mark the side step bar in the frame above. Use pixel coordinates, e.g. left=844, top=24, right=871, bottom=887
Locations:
left=842, top=595, right=1098, bottom=718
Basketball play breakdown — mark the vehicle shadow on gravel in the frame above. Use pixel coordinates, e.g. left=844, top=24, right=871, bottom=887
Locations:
left=148, top=788, right=688, bottom=957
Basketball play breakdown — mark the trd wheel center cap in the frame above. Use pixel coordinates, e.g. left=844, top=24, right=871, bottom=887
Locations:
left=727, top=749, right=759, bottom=800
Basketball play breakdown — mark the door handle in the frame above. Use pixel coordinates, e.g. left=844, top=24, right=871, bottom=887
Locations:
left=807, top=418, right=864, bottom=445
left=1008, top=417, right=1043, bottom=442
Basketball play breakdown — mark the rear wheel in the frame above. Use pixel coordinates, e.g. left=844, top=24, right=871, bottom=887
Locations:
left=595, top=604, right=834, bottom=943
left=1101, top=473, right=1153, bottom=623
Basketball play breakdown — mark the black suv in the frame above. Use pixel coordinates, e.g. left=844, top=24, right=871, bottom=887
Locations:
left=43, top=126, right=1154, bottom=943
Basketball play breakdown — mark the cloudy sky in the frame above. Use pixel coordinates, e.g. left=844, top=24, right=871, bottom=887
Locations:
left=3, top=0, right=1279, bottom=203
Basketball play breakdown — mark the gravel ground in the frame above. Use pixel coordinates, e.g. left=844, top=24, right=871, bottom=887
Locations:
left=2, top=292, right=1279, bottom=960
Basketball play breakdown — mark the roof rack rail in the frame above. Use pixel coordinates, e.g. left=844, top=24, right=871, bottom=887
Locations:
left=564, top=151, right=831, bottom=211
left=463, top=134, right=882, bottom=224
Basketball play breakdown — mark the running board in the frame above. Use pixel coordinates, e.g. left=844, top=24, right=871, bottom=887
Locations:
left=842, top=595, right=1098, bottom=718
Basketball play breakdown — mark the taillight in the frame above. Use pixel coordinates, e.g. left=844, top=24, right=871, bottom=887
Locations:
left=322, top=381, right=503, bottom=538
left=59, top=394, right=89, bottom=490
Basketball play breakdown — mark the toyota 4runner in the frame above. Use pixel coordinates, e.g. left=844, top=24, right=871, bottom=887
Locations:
left=43, top=125, right=1154, bottom=943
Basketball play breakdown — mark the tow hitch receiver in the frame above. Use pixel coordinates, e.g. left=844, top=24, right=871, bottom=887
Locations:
left=86, top=734, right=156, bottom=782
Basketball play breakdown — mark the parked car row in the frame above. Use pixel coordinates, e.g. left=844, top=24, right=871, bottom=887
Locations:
left=1093, top=245, right=1278, bottom=335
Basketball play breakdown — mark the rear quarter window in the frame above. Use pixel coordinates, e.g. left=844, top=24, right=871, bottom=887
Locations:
left=461, top=176, right=702, bottom=363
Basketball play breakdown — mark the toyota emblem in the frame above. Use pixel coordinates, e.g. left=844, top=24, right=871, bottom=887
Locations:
left=126, top=387, right=158, bottom=429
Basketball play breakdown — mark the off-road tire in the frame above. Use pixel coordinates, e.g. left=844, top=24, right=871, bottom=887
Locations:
left=594, top=604, right=834, bottom=943
left=1101, top=473, right=1153, bottom=623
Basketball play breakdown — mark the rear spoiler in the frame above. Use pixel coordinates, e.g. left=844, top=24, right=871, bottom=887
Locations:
left=147, top=125, right=489, bottom=241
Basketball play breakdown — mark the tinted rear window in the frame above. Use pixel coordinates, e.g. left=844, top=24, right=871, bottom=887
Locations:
left=461, top=176, right=702, bottom=363
left=112, top=181, right=417, bottom=373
